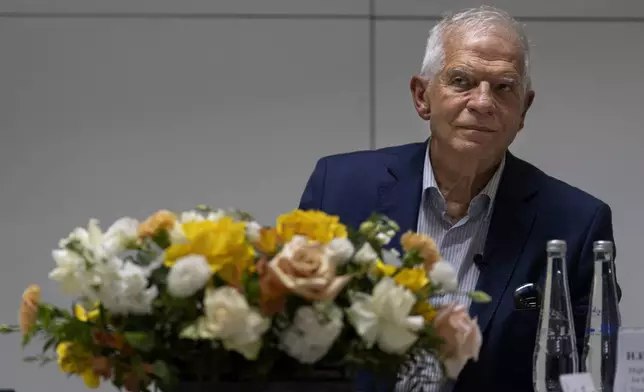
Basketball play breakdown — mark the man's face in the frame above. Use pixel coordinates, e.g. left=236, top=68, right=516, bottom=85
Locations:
left=412, top=27, right=535, bottom=162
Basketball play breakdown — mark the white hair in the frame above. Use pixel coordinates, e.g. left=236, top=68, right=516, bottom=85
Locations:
left=420, top=6, right=532, bottom=90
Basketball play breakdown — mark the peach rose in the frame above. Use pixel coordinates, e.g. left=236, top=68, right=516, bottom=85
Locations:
left=401, top=232, right=441, bottom=269
left=256, top=257, right=288, bottom=316
left=267, top=236, right=352, bottom=301
left=137, top=210, right=177, bottom=239
left=19, top=284, right=41, bottom=335
left=433, top=302, right=482, bottom=379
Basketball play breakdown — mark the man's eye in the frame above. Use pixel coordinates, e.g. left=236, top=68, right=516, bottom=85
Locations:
left=450, top=77, right=470, bottom=88
left=497, top=83, right=513, bottom=92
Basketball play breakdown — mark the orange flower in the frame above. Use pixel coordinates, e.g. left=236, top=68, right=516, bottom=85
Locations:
left=137, top=210, right=177, bottom=239
left=401, top=232, right=441, bottom=268
left=19, top=284, right=40, bottom=335
left=256, top=257, right=287, bottom=316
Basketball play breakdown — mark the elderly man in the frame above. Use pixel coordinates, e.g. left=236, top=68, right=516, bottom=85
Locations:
left=298, top=5, right=619, bottom=392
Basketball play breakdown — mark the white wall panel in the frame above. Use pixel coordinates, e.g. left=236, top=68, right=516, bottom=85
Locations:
left=375, top=0, right=644, bottom=18
left=0, top=18, right=369, bottom=391
left=0, top=0, right=368, bottom=16
left=375, top=20, right=644, bottom=327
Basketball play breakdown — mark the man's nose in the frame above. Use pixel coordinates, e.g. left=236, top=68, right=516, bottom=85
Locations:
left=466, top=82, right=495, bottom=115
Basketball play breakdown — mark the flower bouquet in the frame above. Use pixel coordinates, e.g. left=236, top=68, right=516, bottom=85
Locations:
left=1, top=206, right=489, bottom=392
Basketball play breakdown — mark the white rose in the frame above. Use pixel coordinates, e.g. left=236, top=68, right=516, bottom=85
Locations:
left=59, top=219, right=103, bottom=252
left=346, top=277, right=424, bottom=355
left=60, top=218, right=138, bottom=260
left=180, top=210, right=224, bottom=223
left=354, top=243, right=378, bottom=264
left=245, top=221, right=262, bottom=243
left=181, top=286, right=270, bottom=360
left=101, top=217, right=139, bottom=256
left=280, top=303, right=344, bottom=364
left=167, top=255, right=212, bottom=298
left=430, top=260, right=458, bottom=291
left=327, top=238, right=355, bottom=265
left=98, top=261, right=158, bottom=315
left=49, top=249, right=86, bottom=295
left=375, top=232, right=392, bottom=245
left=381, top=248, right=402, bottom=267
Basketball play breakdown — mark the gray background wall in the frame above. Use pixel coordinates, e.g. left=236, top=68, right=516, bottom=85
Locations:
left=1, top=1, right=643, bottom=390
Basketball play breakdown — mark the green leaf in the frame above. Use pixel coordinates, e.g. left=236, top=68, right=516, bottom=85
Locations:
left=195, top=204, right=214, bottom=213
left=152, top=360, right=174, bottom=387
left=23, top=356, right=40, bottom=363
left=230, top=209, right=256, bottom=222
left=245, top=275, right=261, bottom=305
left=0, top=324, right=19, bottom=334
left=402, top=249, right=423, bottom=268
left=358, top=221, right=376, bottom=236
left=37, top=305, right=54, bottom=330
left=469, top=291, right=492, bottom=303
left=42, top=336, right=58, bottom=354
left=57, top=319, right=93, bottom=347
left=124, top=331, right=155, bottom=352
left=113, top=368, right=124, bottom=390
left=152, top=230, right=172, bottom=249
left=21, top=326, right=39, bottom=348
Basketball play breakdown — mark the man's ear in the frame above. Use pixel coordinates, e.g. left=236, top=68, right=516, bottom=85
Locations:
left=519, top=90, right=535, bottom=130
left=410, top=76, right=432, bottom=121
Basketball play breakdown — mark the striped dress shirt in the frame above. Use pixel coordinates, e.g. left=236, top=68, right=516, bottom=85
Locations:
left=394, top=146, right=506, bottom=392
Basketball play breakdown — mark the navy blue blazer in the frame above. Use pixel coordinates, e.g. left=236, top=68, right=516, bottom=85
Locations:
left=298, top=141, right=619, bottom=392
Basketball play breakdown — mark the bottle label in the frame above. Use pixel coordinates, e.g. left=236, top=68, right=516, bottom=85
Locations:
left=584, top=324, right=619, bottom=334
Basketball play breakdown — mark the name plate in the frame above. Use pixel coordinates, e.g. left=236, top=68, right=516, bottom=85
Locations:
left=614, top=327, right=644, bottom=392
left=559, top=373, right=597, bottom=392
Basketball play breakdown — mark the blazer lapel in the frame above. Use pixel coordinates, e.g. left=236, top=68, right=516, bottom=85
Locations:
left=374, top=144, right=538, bottom=336
left=469, top=153, right=538, bottom=333
left=375, top=141, right=427, bottom=253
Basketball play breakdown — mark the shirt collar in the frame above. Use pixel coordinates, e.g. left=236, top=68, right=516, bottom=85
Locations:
left=422, top=144, right=506, bottom=220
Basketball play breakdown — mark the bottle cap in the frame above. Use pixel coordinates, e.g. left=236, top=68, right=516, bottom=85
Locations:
left=547, top=239, right=567, bottom=253
left=593, top=240, right=614, bottom=253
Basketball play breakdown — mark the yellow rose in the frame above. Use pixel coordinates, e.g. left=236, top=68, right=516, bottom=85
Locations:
left=276, top=210, right=347, bottom=244
left=56, top=342, right=101, bottom=389
left=394, top=267, right=429, bottom=292
left=255, top=227, right=280, bottom=255
left=164, top=216, right=255, bottom=283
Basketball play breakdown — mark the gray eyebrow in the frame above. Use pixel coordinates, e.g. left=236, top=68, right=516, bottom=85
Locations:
left=445, top=67, right=521, bottom=84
